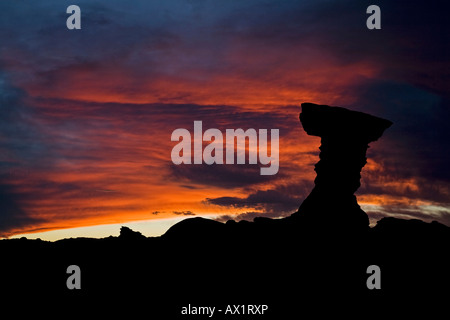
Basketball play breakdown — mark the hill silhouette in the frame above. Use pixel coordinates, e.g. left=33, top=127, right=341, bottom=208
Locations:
left=0, top=103, right=448, bottom=317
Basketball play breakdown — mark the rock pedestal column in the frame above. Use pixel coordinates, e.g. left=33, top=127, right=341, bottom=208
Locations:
left=294, top=103, right=392, bottom=231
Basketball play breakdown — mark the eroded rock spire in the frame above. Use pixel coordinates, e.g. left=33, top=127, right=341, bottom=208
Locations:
left=294, top=103, right=393, bottom=231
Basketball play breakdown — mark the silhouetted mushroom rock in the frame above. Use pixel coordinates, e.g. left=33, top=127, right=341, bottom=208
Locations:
left=293, top=103, right=393, bottom=231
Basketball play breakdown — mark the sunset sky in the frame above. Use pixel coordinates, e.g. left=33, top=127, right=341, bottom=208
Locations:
left=1, top=0, right=449, bottom=240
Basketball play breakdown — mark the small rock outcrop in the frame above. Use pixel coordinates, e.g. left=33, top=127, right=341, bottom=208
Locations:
left=119, top=226, right=146, bottom=240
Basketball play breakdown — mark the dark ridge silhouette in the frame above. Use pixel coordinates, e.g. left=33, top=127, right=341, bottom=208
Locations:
left=0, top=103, right=448, bottom=317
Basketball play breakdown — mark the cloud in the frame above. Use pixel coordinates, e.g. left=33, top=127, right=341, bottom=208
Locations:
left=0, top=73, right=53, bottom=168
left=214, top=211, right=282, bottom=223
left=0, top=73, right=57, bottom=236
left=0, top=183, right=47, bottom=238
left=288, top=1, right=449, bottom=97
left=350, top=80, right=450, bottom=186
left=205, top=181, right=312, bottom=219
left=169, top=164, right=282, bottom=189
left=173, top=211, right=196, bottom=216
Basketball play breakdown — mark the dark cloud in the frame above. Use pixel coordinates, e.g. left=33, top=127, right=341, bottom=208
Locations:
left=36, top=99, right=296, bottom=135
left=0, top=73, right=51, bottom=169
left=205, top=181, right=312, bottom=219
left=0, top=183, right=46, bottom=238
left=359, top=175, right=450, bottom=206
left=173, top=211, right=195, bottom=216
left=214, top=211, right=283, bottom=223
left=2, top=0, right=447, bottom=97
left=0, top=74, right=56, bottom=236
left=180, top=185, right=199, bottom=190
left=169, top=164, right=283, bottom=189
left=291, top=1, right=449, bottom=96
left=351, top=80, right=450, bottom=186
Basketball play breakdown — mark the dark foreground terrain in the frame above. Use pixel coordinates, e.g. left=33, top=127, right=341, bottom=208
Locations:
left=1, top=104, right=448, bottom=317
left=1, top=215, right=449, bottom=317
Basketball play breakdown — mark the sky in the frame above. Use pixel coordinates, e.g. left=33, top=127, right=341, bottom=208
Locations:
left=0, top=0, right=449, bottom=239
